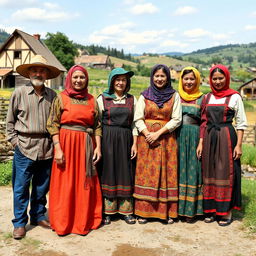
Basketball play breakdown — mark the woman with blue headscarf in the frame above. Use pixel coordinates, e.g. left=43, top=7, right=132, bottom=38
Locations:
left=97, top=68, right=138, bottom=225
left=133, top=64, right=182, bottom=224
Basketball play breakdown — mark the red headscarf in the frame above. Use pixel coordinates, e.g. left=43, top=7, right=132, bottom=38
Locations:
left=209, top=64, right=239, bottom=99
left=62, top=65, right=89, bottom=99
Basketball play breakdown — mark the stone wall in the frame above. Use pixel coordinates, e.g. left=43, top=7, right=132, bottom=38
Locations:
left=0, top=132, right=13, bottom=162
left=0, top=98, right=14, bottom=162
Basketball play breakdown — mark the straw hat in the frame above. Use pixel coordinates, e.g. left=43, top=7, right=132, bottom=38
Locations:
left=16, top=55, right=61, bottom=79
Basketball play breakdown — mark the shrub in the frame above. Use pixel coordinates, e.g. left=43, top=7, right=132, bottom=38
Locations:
left=241, top=144, right=256, bottom=167
left=0, top=161, right=12, bottom=185
left=241, top=179, right=256, bottom=233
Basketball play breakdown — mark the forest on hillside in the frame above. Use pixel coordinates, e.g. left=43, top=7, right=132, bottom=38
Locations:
left=0, top=29, right=9, bottom=44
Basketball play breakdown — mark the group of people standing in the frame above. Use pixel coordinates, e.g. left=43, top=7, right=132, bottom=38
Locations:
left=6, top=54, right=247, bottom=239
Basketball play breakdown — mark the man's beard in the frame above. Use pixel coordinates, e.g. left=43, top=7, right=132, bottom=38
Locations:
left=30, top=77, right=45, bottom=87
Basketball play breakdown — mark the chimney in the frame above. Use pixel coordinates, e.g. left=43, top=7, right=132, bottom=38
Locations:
left=33, top=34, right=40, bottom=40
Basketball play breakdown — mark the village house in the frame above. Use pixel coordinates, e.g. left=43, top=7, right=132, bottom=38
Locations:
left=246, top=67, right=256, bottom=73
left=169, top=65, right=185, bottom=81
left=75, top=55, right=112, bottom=69
left=239, top=78, right=256, bottom=99
left=0, top=29, right=66, bottom=89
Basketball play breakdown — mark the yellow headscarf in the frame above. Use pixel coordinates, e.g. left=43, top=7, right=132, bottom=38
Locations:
left=178, top=66, right=203, bottom=101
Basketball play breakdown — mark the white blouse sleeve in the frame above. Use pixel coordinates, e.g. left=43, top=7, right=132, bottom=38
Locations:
left=96, top=95, right=104, bottom=121
left=134, top=95, right=147, bottom=133
left=232, top=94, right=247, bottom=130
left=164, top=92, right=182, bottom=132
left=132, top=96, right=138, bottom=136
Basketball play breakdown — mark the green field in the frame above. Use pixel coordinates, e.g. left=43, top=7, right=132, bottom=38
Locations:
left=135, top=55, right=195, bottom=68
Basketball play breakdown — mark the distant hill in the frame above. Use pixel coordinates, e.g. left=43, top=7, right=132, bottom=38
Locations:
left=0, top=30, right=10, bottom=45
left=181, top=43, right=256, bottom=69
left=161, top=52, right=184, bottom=56
left=134, top=55, right=196, bottom=68
left=109, top=56, right=138, bottom=68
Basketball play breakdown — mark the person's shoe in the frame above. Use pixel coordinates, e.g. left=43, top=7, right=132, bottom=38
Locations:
left=30, top=219, right=51, bottom=229
left=124, top=215, right=136, bottom=224
left=13, top=227, right=26, bottom=240
left=167, top=217, right=174, bottom=224
left=218, top=218, right=233, bottom=227
left=138, top=218, right=148, bottom=224
left=103, top=215, right=111, bottom=225
left=204, top=215, right=216, bottom=223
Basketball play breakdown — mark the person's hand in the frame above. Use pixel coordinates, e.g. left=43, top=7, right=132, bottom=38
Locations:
left=131, top=144, right=137, bottom=159
left=233, top=145, right=242, bottom=160
left=93, top=147, right=101, bottom=165
left=196, top=142, right=203, bottom=160
left=145, top=132, right=160, bottom=145
left=54, top=148, right=65, bottom=166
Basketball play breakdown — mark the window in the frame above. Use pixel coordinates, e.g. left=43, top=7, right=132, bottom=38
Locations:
left=14, top=51, right=21, bottom=59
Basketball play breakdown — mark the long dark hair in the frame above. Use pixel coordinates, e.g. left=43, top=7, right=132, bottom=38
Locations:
left=181, top=69, right=195, bottom=78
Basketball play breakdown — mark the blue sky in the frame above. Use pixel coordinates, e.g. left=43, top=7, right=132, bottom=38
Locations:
left=1, top=0, right=256, bottom=54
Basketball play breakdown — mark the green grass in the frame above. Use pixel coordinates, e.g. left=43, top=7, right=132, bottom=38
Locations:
left=241, top=145, right=256, bottom=167
left=0, top=161, right=12, bottom=185
left=87, top=67, right=109, bottom=81
left=243, top=100, right=256, bottom=111
left=135, top=55, right=195, bottom=68
left=234, top=179, right=256, bottom=233
left=110, top=56, right=138, bottom=68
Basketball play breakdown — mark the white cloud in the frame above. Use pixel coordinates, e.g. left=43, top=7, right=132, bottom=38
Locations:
left=251, top=11, right=256, bottom=16
left=123, top=0, right=136, bottom=4
left=130, top=3, right=159, bottom=15
left=88, top=34, right=110, bottom=44
left=187, top=38, right=201, bottom=43
left=245, top=25, right=256, bottom=30
left=173, top=6, right=198, bottom=16
left=11, top=8, right=76, bottom=22
left=160, top=40, right=188, bottom=49
left=87, top=25, right=169, bottom=47
left=100, top=22, right=135, bottom=35
left=183, top=28, right=210, bottom=38
left=211, top=33, right=230, bottom=40
left=118, top=30, right=165, bottom=45
left=0, top=25, right=23, bottom=34
left=0, top=0, right=37, bottom=8
left=43, top=2, right=59, bottom=9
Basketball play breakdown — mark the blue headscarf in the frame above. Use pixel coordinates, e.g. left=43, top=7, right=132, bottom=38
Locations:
left=142, top=64, right=175, bottom=108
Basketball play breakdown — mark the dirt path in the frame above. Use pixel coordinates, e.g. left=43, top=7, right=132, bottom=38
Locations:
left=0, top=186, right=256, bottom=256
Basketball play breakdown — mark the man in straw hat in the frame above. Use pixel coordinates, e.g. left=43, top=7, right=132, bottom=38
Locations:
left=6, top=55, right=61, bottom=239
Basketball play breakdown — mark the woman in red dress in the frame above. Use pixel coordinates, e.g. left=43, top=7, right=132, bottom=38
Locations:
left=47, top=65, right=102, bottom=235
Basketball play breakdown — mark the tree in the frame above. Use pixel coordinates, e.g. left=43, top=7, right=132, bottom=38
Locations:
left=210, top=55, right=222, bottom=64
left=234, top=69, right=253, bottom=82
left=44, top=32, right=78, bottom=70
left=0, top=29, right=9, bottom=44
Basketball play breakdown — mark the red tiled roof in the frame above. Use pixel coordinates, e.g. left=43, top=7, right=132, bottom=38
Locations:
left=75, top=55, right=109, bottom=64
